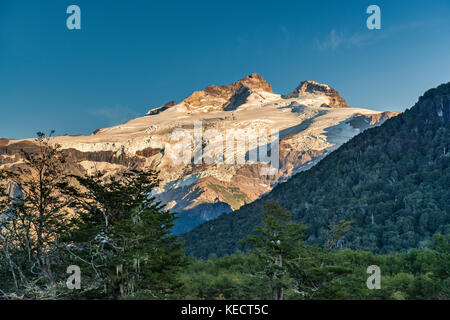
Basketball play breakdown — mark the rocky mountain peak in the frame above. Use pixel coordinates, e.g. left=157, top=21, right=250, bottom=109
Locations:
left=285, top=80, right=349, bottom=108
left=235, top=72, right=273, bottom=93
left=182, top=73, right=273, bottom=110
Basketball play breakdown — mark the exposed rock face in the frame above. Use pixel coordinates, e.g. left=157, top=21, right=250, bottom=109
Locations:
left=146, top=101, right=177, bottom=116
left=2, top=73, right=399, bottom=233
left=418, top=84, right=450, bottom=123
left=349, top=111, right=400, bottom=131
left=182, top=72, right=273, bottom=111
left=285, top=80, right=350, bottom=108
left=0, top=139, right=9, bottom=147
left=433, top=95, right=450, bottom=123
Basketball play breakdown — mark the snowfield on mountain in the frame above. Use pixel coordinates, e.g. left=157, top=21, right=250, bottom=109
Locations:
left=1, top=73, right=399, bottom=232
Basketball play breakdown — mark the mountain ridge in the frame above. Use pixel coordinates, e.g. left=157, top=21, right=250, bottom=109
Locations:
left=1, top=74, right=399, bottom=233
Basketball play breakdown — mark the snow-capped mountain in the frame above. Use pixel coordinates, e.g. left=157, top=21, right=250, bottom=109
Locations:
left=0, top=73, right=399, bottom=233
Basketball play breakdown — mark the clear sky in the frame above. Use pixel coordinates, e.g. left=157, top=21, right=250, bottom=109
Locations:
left=1, top=0, right=449, bottom=139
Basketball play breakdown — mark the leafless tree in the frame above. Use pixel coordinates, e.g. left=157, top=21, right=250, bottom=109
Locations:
left=0, top=132, right=75, bottom=295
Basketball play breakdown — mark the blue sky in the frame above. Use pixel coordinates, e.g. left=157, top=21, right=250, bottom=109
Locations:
left=1, top=0, right=449, bottom=139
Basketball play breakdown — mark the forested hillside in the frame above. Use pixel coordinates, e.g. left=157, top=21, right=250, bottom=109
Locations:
left=182, top=83, right=450, bottom=259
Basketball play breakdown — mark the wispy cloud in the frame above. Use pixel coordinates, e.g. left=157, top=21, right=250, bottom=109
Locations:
left=88, top=105, right=140, bottom=126
left=315, top=29, right=344, bottom=50
left=315, top=21, right=436, bottom=51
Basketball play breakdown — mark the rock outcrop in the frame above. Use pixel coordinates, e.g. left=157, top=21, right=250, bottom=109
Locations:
left=284, top=80, right=349, bottom=108
left=179, top=72, right=273, bottom=111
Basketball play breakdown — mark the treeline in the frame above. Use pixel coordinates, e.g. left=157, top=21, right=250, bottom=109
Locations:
left=0, top=134, right=448, bottom=300
left=179, top=239, right=449, bottom=300
left=176, top=202, right=449, bottom=300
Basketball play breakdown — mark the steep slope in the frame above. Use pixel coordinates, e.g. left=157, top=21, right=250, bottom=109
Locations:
left=1, top=73, right=398, bottom=233
left=182, top=82, right=450, bottom=258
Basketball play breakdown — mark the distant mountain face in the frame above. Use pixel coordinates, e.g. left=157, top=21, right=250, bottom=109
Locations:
left=284, top=80, right=350, bottom=109
left=0, top=73, right=398, bottom=233
left=182, top=82, right=450, bottom=258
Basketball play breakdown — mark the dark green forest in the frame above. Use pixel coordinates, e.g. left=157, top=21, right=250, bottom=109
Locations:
left=182, top=83, right=450, bottom=259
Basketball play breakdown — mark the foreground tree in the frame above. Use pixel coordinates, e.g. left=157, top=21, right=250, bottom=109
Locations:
left=0, top=132, right=74, bottom=297
left=0, top=132, right=187, bottom=300
left=241, top=202, right=353, bottom=300
left=428, top=234, right=450, bottom=299
left=64, top=169, right=187, bottom=299
left=242, top=202, right=308, bottom=300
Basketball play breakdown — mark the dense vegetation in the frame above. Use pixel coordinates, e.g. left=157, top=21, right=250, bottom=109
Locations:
left=1, top=162, right=448, bottom=300
left=178, top=235, right=449, bottom=300
left=182, top=83, right=450, bottom=258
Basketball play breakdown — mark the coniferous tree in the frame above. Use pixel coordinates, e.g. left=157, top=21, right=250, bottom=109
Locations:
left=63, top=169, right=187, bottom=299
left=242, top=202, right=308, bottom=300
